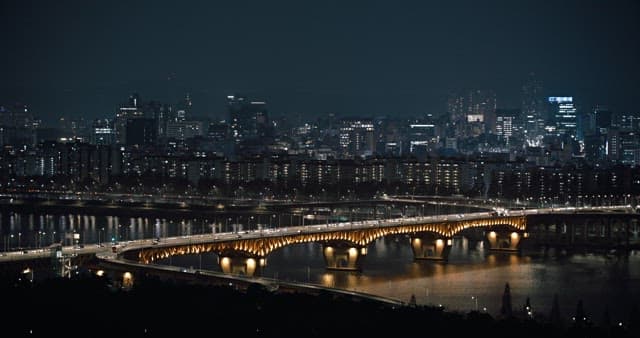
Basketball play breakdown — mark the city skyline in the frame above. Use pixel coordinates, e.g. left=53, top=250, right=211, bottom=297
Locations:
left=1, top=0, right=639, bottom=123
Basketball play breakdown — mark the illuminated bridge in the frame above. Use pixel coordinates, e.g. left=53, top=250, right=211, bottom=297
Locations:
left=105, top=205, right=637, bottom=278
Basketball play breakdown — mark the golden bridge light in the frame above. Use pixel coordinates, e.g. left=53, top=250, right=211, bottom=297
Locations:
left=220, top=257, right=231, bottom=270
left=247, top=258, right=256, bottom=270
left=135, top=216, right=527, bottom=264
left=348, top=247, right=358, bottom=257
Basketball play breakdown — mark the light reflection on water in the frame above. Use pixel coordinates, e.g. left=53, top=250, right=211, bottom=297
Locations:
left=163, top=234, right=640, bottom=324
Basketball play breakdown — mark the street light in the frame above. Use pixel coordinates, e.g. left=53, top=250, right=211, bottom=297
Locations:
left=23, top=268, right=34, bottom=283
left=471, top=296, right=478, bottom=311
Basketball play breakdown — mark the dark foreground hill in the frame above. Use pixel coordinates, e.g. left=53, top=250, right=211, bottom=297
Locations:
left=2, top=273, right=638, bottom=338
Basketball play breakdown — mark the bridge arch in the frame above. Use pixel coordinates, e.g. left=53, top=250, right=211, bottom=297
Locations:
left=130, top=215, right=526, bottom=274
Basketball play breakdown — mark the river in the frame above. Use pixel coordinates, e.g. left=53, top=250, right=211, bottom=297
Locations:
left=2, top=209, right=639, bottom=325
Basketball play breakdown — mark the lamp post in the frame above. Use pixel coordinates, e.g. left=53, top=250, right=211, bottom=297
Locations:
left=99, top=227, right=104, bottom=247
left=471, top=296, right=478, bottom=311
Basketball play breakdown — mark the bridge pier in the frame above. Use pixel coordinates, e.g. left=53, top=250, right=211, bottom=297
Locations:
left=409, top=233, right=452, bottom=261
left=218, top=255, right=266, bottom=277
left=322, top=241, right=366, bottom=271
left=486, top=230, right=525, bottom=252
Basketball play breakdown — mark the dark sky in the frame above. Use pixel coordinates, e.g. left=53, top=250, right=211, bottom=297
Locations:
left=1, top=0, right=639, bottom=124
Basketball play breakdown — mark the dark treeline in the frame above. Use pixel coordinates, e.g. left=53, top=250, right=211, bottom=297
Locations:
left=3, top=273, right=639, bottom=337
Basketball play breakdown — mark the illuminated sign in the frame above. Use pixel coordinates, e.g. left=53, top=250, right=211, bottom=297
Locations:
left=467, top=114, right=484, bottom=122
left=548, top=97, right=573, bottom=103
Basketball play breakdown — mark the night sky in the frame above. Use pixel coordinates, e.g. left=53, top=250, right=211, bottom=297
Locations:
left=1, top=0, right=639, bottom=124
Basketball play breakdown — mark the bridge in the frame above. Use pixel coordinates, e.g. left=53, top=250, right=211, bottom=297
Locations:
left=3, top=205, right=638, bottom=287
left=111, top=205, right=638, bottom=276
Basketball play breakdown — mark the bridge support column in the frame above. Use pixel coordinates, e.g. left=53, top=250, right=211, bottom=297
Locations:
left=486, top=230, right=524, bottom=252
left=218, top=255, right=266, bottom=277
left=322, top=242, right=366, bottom=271
left=410, top=233, right=452, bottom=261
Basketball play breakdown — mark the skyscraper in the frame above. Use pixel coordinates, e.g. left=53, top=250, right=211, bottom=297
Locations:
left=521, top=72, right=546, bottom=144
left=495, top=109, right=523, bottom=145
left=547, top=96, right=577, bottom=139
left=227, top=94, right=269, bottom=144
left=114, top=93, right=144, bottom=144
left=447, top=89, right=496, bottom=137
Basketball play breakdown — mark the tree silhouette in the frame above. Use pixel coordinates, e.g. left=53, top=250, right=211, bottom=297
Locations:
left=549, top=293, right=563, bottom=328
left=409, top=293, right=417, bottom=307
left=601, top=306, right=612, bottom=336
left=573, top=299, right=590, bottom=328
left=500, top=282, right=512, bottom=318
left=628, top=304, right=640, bottom=336
left=523, top=296, right=533, bottom=319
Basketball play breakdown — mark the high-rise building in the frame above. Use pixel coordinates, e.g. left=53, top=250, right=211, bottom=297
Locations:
left=339, top=118, right=375, bottom=158
left=547, top=96, right=577, bottom=139
left=408, top=121, right=437, bottom=158
left=593, top=105, right=612, bottom=131
left=114, top=93, right=144, bottom=144
left=494, top=109, right=522, bottom=144
left=165, top=120, right=204, bottom=140
left=521, top=73, right=546, bottom=144
left=0, top=103, right=38, bottom=146
left=125, top=118, right=156, bottom=146
left=613, top=112, right=640, bottom=131
left=227, top=94, right=269, bottom=144
left=620, top=131, right=640, bottom=166
left=90, top=119, right=115, bottom=145
left=447, top=89, right=496, bottom=137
